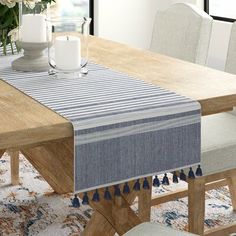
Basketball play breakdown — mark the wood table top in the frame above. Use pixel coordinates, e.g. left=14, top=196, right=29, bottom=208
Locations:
left=1, top=36, right=236, bottom=149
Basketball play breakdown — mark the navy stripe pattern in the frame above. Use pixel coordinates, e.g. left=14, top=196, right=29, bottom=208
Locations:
left=0, top=55, right=201, bottom=192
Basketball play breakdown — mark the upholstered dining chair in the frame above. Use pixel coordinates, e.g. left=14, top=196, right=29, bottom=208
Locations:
left=188, top=20, right=236, bottom=235
left=139, top=115, right=236, bottom=236
left=188, top=21, right=236, bottom=235
left=124, top=222, right=198, bottom=236
left=149, top=21, right=236, bottom=236
left=150, top=3, right=213, bottom=65
left=225, top=21, right=236, bottom=75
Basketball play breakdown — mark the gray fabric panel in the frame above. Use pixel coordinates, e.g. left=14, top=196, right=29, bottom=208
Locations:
left=75, top=123, right=200, bottom=191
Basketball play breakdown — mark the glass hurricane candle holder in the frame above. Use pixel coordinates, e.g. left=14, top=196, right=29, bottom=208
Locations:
left=46, top=17, right=91, bottom=79
left=12, top=2, right=49, bottom=72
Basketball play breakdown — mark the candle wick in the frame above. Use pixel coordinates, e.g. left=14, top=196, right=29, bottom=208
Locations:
left=67, top=36, right=69, bottom=41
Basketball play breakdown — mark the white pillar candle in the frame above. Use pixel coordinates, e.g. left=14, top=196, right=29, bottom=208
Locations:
left=55, top=36, right=81, bottom=71
left=21, top=14, right=47, bottom=42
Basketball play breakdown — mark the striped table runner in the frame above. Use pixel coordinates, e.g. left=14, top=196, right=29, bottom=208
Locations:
left=0, top=55, right=201, bottom=193
left=0, top=45, right=18, bottom=56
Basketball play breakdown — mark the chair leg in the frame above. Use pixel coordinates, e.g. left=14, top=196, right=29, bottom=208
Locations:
left=8, top=150, right=20, bottom=185
left=227, top=175, right=236, bottom=211
left=188, top=177, right=205, bottom=235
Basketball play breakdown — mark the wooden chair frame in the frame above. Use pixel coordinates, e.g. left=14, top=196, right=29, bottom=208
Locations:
left=151, top=169, right=236, bottom=236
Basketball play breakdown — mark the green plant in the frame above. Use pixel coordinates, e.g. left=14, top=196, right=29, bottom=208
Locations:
left=0, top=0, right=54, bottom=55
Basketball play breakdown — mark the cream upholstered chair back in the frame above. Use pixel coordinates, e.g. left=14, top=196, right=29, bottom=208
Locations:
left=225, top=22, right=236, bottom=74
left=224, top=22, right=236, bottom=115
left=150, top=3, right=213, bottom=65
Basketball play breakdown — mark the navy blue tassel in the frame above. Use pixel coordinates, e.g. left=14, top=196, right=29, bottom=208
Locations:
left=188, top=167, right=195, bottom=179
left=82, top=192, right=89, bottom=205
left=143, top=177, right=150, bottom=189
left=114, top=185, right=121, bottom=196
left=133, top=179, right=141, bottom=191
left=123, top=182, right=130, bottom=194
left=162, top=173, right=169, bottom=185
left=92, top=189, right=100, bottom=202
left=104, top=187, right=112, bottom=200
left=71, top=194, right=80, bottom=208
left=196, top=165, right=203, bottom=176
left=180, top=169, right=187, bottom=181
left=153, top=175, right=160, bottom=187
left=172, top=171, right=179, bottom=183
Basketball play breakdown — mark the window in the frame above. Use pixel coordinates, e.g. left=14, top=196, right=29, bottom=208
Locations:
left=205, top=0, right=236, bottom=22
left=50, top=0, right=94, bottom=34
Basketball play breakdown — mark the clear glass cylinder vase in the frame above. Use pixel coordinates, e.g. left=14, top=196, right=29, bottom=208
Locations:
left=47, top=17, right=91, bottom=79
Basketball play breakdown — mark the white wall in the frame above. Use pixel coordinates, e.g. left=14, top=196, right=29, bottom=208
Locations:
left=94, top=0, right=171, bottom=49
left=94, top=0, right=232, bottom=71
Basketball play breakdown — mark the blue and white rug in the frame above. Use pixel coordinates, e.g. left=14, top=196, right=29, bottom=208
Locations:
left=0, top=152, right=236, bottom=236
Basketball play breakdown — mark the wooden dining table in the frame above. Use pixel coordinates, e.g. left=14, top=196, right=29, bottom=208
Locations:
left=1, top=36, right=236, bottom=235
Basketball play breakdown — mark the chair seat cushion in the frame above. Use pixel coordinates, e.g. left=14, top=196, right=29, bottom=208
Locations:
left=200, top=112, right=236, bottom=175
left=124, top=222, right=198, bottom=236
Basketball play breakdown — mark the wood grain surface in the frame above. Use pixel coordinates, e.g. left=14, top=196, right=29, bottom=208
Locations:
left=89, top=36, right=236, bottom=116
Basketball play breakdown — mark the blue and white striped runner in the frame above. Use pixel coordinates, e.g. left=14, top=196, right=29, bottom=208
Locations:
left=0, top=55, right=201, bottom=192
left=0, top=45, right=18, bottom=56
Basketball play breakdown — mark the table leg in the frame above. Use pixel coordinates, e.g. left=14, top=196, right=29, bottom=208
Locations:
left=1, top=149, right=19, bottom=185
left=82, top=211, right=115, bottom=236
left=0, top=149, right=5, bottom=158
left=138, top=177, right=152, bottom=222
left=85, top=188, right=141, bottom=235
left=8, top=150, right=20, bottom=185
left=21, top=138, right=74, bottom=194
left=188, top=177, right=205, bottom=235
left=82, top=178, right=152, bottom=235
left=121, top=180, right=137, bottom=204
left=81, top=180, right=138, bottom=236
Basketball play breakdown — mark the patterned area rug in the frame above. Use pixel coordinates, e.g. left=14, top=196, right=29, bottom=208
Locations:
left=0, top=153, right=236, bottom=236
